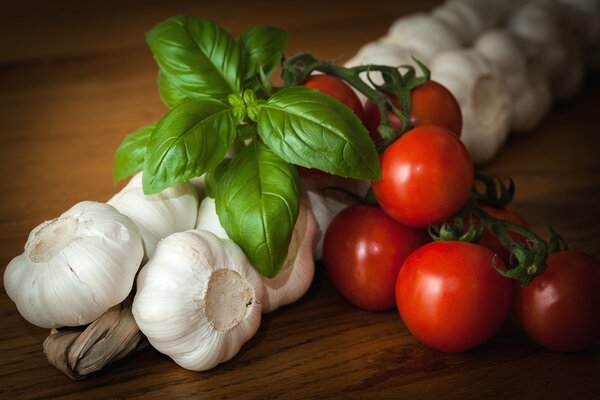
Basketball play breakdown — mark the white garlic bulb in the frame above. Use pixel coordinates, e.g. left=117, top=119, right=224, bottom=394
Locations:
left=196, top=196, right=317, bottom=313
left=381, top=13, right=462, bottom=65
left=432, top=0, right=494, bottom=45
left=261, top=199, right=317, bottom=313
left=132, top=229, right=264, bottom=371
left=108, top=172, right=199, bottom=258
left=474, top=29, right=553, bottom=133
left=430, top=49, right=511, bottom=164
left=4, top=201, right=144, bottom=328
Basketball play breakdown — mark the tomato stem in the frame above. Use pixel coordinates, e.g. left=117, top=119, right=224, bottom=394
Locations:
left=281, top=52, right=430, bottom=147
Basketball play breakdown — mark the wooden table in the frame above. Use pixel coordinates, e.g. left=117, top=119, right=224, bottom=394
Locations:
left=1, top=1, right=598, bottom=398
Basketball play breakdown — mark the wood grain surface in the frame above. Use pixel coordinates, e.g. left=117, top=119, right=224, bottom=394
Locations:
left=1, top=1, right=598, bottom=399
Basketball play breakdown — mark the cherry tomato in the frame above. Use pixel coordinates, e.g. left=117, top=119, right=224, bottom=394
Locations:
left=470, top=204, right=529, bottom=263
left=364, top=80, right=462, bottom=139
left=396, top=241, right=513, bottom=353
left=514, top=250, right=600, bottom=352
left=371, top=125, right=474, bottom=228
left=323, top=204, right=429, bottom=311
left=302, top=74, right=366, bottom=121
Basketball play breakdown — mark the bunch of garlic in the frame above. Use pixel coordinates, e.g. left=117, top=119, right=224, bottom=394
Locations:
left=473, top=29, right=552, bottom=133
left=430, top=49, right=511, bottom=164
left=132, top=229, right=264, bottom=371
left=4, top=201, right=144, bottom=328
left=108, top=172, right=199, bottom=258
left=196, top=196, right=318, bottom=313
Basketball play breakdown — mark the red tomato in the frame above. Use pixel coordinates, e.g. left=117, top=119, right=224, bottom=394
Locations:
left=396, top=241, right=513, bottom=352
left=471, top=204, right=529, bottom=263
left=514, top=250, right=600, bottom=352
left=302, top=74, right=365, bottom=121
left=371, top=125, right=474, bottom=228
left=323, top=204, right=430, bottom=311
left=364, top=80, right=462, bottom=139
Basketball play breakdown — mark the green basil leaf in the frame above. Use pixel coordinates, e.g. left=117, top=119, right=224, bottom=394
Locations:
left=147, top=16, right=242, bottom=108
left=238, top=26, right=288, bottom=90
left=257, top=87, right=381, bottom=180
left=114, top=123, right=156, bottom=183
left=215, top=142, right=300, bottom=278
left=142, top=99, right=235, bottom=194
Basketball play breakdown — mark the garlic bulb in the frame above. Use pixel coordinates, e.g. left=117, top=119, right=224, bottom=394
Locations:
left=108, top=172, right=199, bottom=258
left=430, top=49, right=511, bottom=164
left=4, top=201, right=143, bottom=328
left=381, top=14, right=462, bottom=65
left=132, top=229, right=264, bottom=371
left=196, top=196, right=318, bottom=313
left=432, top=0, right=498, bottom=45
left=474, top=29, right=552, bottom=133
left=261, top=199, right=317, bottom=313
left=507, top=0, right=585, bottom=101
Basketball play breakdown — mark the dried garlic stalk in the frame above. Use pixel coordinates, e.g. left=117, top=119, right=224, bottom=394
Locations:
left=43, top=294, right=147, bottom=380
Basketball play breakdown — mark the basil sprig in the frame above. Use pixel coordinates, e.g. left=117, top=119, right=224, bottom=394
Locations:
left=113, top=15, right=380, bottom=277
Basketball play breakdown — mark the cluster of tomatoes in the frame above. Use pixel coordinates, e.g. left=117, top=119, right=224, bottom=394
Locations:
left=302, top=74, right=600, bottom=354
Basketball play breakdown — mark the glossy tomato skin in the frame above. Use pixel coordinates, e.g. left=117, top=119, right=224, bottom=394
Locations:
left=372, top=125, right=474, bottom=228
left=302, top=74, right=366, bottom=121
left=514, top=250, right=600, bottom=352
left=473, top=204, right=529, bottom=263
left=323, top=205, right=430, bottom=311
left=396, top=241, right=512, bottom=353
left=364, top=80, right=462, bottom=138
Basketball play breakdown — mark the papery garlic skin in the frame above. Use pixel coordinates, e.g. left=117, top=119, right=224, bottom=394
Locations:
left=4, top=201, right=143, bottom=328
left=132, top=230, right=263, bottom=371
left=431, top=49, right=511, bottom=164
left=261, top=200, right=317, bottom=313
left=108, top=172, right=199, bottom=258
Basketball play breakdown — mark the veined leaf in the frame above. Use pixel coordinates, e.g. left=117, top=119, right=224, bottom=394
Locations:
left=142, top=99, right=235, bottom=194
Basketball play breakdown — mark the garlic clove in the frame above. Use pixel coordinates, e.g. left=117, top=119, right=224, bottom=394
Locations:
left=195, top=197, right=230, bottom=240
left=431, top=49, right=511, bottom=165
left=132, top=229, right=263, bottom=371
left=4, top=201, right=144, bottom=328
left=108, top=172, right=199, bottom=259
left=381, top=13, right=462, bottom=65
left=261, top=199, right=318, bottom=313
